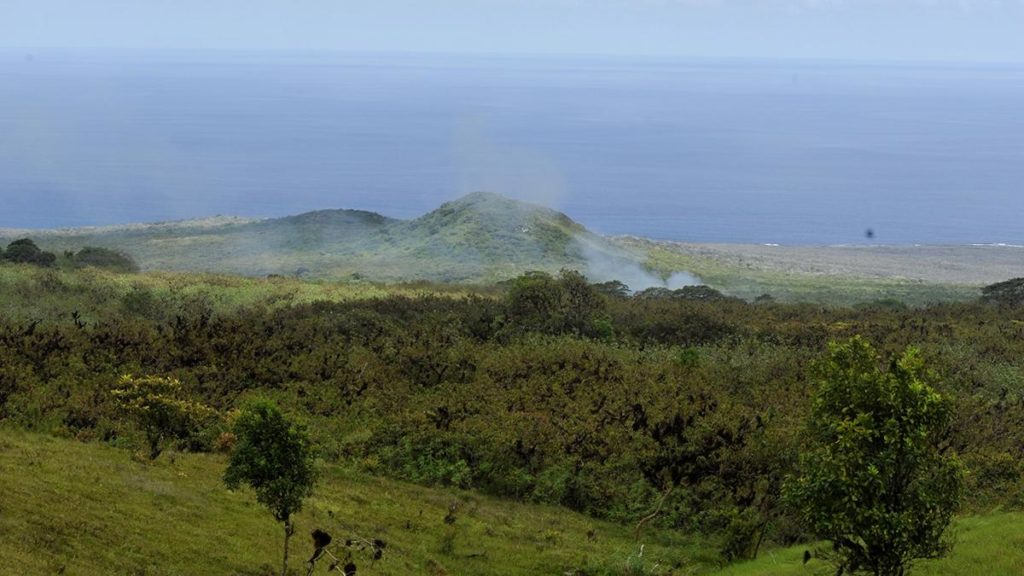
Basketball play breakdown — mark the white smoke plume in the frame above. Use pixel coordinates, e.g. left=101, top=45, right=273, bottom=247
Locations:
left=574, top=236, right=701, bottom=292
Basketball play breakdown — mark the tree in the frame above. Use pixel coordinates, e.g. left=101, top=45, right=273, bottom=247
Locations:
left=505, top=270, right=606, bottom=336
left=670, top=285, right=731, bottom=301
left=786, top=337, right=963, bottom=576
left=3, top=238, right=56, bottom=266
left=73, top=246, right=139, bottom=273
left=591, top=279, right=631, bottom=299
left=558, top=269, right=605, bottom=335
left=111, top=375, right=214, bottom=459
left=225, top=399, right=317, bottom=576
left=506, top=271, right=563, bottom=333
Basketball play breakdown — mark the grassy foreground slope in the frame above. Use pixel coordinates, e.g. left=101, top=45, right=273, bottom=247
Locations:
left=714, top=513, right=1024, bottom=576
left=2, top=431, right=1022, bottom=576
left=0, top=430, right=698, bottom=575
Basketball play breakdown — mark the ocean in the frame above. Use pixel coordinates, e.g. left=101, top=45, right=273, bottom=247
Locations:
left=1, top=49, right=1023, bottom=245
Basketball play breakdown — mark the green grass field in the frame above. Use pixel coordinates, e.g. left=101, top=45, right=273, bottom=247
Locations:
left=0, top=430, right=700, bottom=575
left=2, top=430, right=1021, bottom=575
left=717, top=512, right=1024, bottom=576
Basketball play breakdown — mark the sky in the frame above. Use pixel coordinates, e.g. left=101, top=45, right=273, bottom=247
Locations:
left=3, top=0, right=1024, bottom=63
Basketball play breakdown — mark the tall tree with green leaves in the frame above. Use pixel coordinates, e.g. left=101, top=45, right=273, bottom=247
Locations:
left=224, top=399, right=317, bottom=576
left=787, top=337, right=963, bottom=576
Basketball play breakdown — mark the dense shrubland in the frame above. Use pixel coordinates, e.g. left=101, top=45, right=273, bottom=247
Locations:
left=1, top=265, right=1023, bottom=564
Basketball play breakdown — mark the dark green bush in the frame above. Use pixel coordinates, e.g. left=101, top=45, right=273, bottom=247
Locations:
left=73, top=246, right=139, bottom=273
left=2, top=238, right=56, bottom=266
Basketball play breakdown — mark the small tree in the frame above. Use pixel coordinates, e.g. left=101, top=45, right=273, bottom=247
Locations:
left=786, top=337, right=963, bottom=576
left=112, top=374, right=214, bottom=459
left=225, top=399, right=317, bottom=576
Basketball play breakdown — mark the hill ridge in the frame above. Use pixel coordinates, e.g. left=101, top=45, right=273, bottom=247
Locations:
left=0, top=192, right=636, bottom=284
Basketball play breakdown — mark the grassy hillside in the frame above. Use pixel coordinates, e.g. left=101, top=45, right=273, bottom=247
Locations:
left=0, top=430, right=699, bottom=576
left=1, top=430, right=1021, bottom=575
left=0, top=192, right=625, bottom=284
left=715, top=513, right=1024, bottom=576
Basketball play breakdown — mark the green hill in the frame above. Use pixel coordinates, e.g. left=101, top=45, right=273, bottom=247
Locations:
left=0, top=192, right=629, bottom=284
left=399, top=192, right=588, bottom=273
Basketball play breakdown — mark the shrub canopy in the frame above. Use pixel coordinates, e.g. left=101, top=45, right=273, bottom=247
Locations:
left=787, top=337, right=963, bottom=576
left=224, top=399, right=316, bottom=523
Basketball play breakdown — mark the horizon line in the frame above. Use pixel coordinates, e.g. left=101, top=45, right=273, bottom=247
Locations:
left=3, top=46, right=1024, bottom=69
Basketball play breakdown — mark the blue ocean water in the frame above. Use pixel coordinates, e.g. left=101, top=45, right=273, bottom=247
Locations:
left=1, top=50, right=1022, bottom=244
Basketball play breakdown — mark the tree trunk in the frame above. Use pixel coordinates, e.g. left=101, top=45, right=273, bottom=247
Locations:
left=282, top=519, right=293, bottom=576
left=147, top=429, right=163, bottom=460
left=751, top=518, right=769, bottom=559
left=634, top=484, right=674, bottom=541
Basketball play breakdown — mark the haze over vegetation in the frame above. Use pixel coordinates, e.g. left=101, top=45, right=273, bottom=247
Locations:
left=5, top=191, right=1019, bottom=307
left=1, top=192, right=693, bottom=290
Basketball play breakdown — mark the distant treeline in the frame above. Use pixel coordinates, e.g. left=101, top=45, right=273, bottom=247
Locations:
left=1, top=268, right=1023, bottom=560
left=0, top=238, right=137, bottom=272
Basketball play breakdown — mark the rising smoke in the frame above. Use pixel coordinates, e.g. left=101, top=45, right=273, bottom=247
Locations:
left=454, top=119, right=701, bottom=292
left=574, top=236, right=701, bottom=293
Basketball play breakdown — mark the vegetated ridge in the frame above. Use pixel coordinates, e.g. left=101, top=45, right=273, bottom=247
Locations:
left=4, top=191, right=1021, bottom=303
left=0, top=192, right=629, bottom=284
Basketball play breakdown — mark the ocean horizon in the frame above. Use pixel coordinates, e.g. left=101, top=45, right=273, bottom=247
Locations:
left=2, top=49, right=1023, bottom=245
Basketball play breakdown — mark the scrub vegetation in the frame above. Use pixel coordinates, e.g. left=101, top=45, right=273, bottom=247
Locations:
left=1, top=259, right=1023, bottom=574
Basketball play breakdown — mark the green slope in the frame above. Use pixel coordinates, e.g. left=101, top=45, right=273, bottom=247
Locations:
left=0, top=192, right=626, bottom=284
left=2, top=430, right=1021, bottom=575
left=0, top=430, right=699, bottom=575
left=711, top=512, right=1024, bottom=576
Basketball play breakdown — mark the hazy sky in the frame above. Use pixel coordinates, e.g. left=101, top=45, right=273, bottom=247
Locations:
left=3, top=0, right=1024, bottom=63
